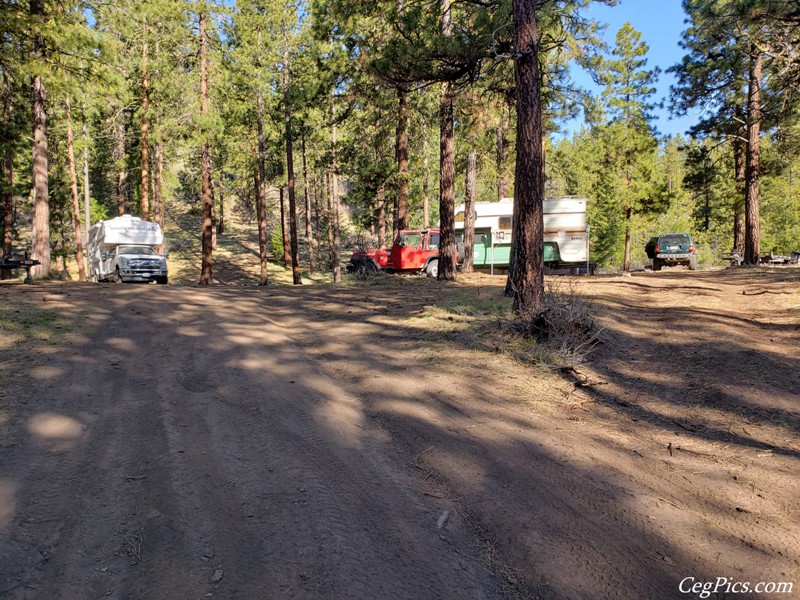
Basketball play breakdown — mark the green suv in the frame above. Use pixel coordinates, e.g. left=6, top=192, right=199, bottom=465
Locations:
left=645, top=233, right=697, bottom=271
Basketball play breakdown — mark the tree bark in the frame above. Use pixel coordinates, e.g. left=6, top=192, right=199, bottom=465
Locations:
left=744, top=46, right=761, bottom=265
left=422, top=128, right=430, bottom=229
left=30, top=0, right=50, bottom=277
left=377, top=183, right=386, bottom=248
left=462, top=146, right=477, bottom=273
left=65, top=98, right=86, bottom=281
left=623, top=207, right=632, bottom=273
left=313, top=172, right=322, bottom=267
left=511, top=0, right=545, bottom=315
left=154, top=140, right=164, bottom=252
left=331, top=94, right=341, bottom=283
left=256, top=95, right=269, bottom=285
left=497, top=104, right=510, bottom=200
left=2, top=88, right=13, bottom=267
left=115, top=115, right=127, bottom=217
left=199, top=10, right=214, bottom=285
left=2, top=148, right=13, bottom=275
left=82, top=120, right=91, bottom=246
left=302, top=132, right=314, bottom=274
left=438, top=88, right=457, bottom=280
left=325, top=171, right=334, bottom=271
left=437, top=0, right=457, bottom=281
left=280, top=186, right=290, bottom=268
left=395, top=86, right=410, bottom=232
left=140, top=19, right=150, bottom=221
left=283, top=51, right=301, bottom=285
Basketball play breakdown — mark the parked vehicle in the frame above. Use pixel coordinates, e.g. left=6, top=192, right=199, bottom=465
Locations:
left=646, top=233, right=697, bottom=271
left=88, top=215, right=169, bottom=284
left=349, top=229, right=461, bottom=277
left=453, top=196, right=591, bottom=274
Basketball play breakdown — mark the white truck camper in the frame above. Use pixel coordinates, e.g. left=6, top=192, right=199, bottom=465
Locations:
left=88, top=215, right=169, bottom=284
left=454, top=196, right=592, bottom=274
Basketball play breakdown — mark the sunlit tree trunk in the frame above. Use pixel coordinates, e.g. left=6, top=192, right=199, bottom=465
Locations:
left=744, top=47, right=761, bottom=265
left=422, top=130, right=430, bottom=229
left=82, top=119, right=91, bottom=245
left=302, top=132, right=314, bottom=274
left=140, top=19, right=150, bottom=221
left=199, top=10, right=214, bottom=285
left=115, top=115, right=127, bottom=216
left=462, top=145, right=477, bottom=273
left=30, top=0, right=50, bottom=277
left=65, top=98, right=86, bottom=281
left=331, top=93, right=341, bottom=282
left=283, top=49, right=301, bottom=285
left=256, top=94, right=269, bottom=284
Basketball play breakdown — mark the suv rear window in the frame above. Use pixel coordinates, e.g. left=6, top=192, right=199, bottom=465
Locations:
left=658, top=234, right=690, bottom=245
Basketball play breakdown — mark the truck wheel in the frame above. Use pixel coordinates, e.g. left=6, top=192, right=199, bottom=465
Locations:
left=652, top=258, right=661, bottom=272
left=113, top=268, right=123, bottom=284
left=426, top=259, right=439, bottom=278
left=157, top=276, right=168, bottom=285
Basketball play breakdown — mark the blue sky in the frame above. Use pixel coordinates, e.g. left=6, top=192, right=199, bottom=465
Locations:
left=565, top=0, right=699, bottom=138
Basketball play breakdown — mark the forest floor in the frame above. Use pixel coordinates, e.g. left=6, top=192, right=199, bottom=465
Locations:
left=1, top=263, right=798, bottom=600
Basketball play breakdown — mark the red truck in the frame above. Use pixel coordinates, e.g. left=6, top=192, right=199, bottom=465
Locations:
left=349, top=229, right=460, bottom=278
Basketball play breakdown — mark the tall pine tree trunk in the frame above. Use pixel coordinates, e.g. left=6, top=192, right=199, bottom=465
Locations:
left=497, top=104, right=510, bottom=200
left=82, top=120, right=91, bottom=246
left=283, top=48, right=301, bottom=285
left=30, top=0, right=50, bottom=277
left=2, top=90, right=13, bottom=269
left=744, top=46, right=761, bottom=265
left=154, top=140, right=164, bottom=252
left=115, top=116, right=127, bottom=216
left=326, top=171, right=334, bottom=271
left=422, top=128, right=430, bottom=229
left=462, top=145, right=477, bottom=273
left=313, top=172, right=322, bottom=267
left=198, top=11, right=214, bottom=285
left=395, top=86, right=409, bottom=232
left=623, top=206, right=632, bottom=273
left=65, top=98, right=86, bottom=281
left=511, top=0, right=545, bottom=315
left=331, top=94, right=341, bottom=283
left=437, top=0, right=457, bottom=281
left=280, top=186, right=290, bottom=268
left=140, top=20, right=150, bottom=221
left=302, top=133, right=314, bottom=274
left=256, top=95, right=269, bottom=285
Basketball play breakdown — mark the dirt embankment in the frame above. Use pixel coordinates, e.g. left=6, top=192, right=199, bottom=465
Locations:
left=1, top=267, right=798, bottom=600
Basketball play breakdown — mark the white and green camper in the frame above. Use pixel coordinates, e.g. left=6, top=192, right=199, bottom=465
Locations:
left=454, top=196, right=590, bottom=274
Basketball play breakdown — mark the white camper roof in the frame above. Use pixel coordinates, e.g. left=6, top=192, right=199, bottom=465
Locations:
left=454, top=196, right=587, bottom=233
left=90, top=215, right=164, bottom=246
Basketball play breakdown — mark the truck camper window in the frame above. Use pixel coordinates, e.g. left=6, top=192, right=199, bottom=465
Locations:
left=498, top=216, right=512, bottom=230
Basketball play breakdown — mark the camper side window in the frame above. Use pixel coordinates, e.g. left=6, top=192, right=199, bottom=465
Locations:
left=498, top=216, right=512, bottom=230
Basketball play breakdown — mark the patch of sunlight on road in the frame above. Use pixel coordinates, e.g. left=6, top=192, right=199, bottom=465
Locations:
left=27, top=413, right=83, bottom=439
left=104, top=337, right=138, bottom=351
left=0, top=479, right=17, bottom=530
left=29, top=365, right=65, bottom=380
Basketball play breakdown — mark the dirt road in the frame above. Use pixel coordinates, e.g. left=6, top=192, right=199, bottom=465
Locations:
left=1, top=268, right=799, bottom=600
left=0, top=285, right=503, bottom=599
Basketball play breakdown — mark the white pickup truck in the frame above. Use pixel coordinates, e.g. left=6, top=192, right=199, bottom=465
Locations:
left=88, top=215, right=169, bottom=284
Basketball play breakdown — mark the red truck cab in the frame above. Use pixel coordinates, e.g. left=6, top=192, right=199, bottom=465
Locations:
left=349, top=229, right=449, bottom=277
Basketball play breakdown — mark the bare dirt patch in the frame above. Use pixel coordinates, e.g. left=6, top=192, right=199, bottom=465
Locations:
left=1, top=266, right=798, bottom=599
